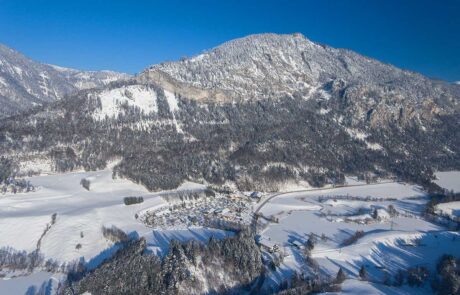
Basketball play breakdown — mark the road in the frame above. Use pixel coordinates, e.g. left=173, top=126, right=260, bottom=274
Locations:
left=251, top=180, right=396, bottom=233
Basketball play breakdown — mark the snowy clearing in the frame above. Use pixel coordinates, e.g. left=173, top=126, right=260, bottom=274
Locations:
left=94, top=85, right=158, bottom=120
left=0, top=272, right=64, bottom=295
left=435, top=201, right=460, bottom=219
left=0, top=169, right=231, bottom=294
left=434, top=171, right=460, bottom=192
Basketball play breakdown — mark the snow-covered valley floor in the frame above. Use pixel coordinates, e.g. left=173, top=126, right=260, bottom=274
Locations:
left=0, top=169, right=231, bottom=294
left=1, top=170, right=459, bottom=294
left=256, top=182, right=460, bottom=294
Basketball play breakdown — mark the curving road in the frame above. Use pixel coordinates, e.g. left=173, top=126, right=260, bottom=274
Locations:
left=251, top=180, right=396, bottom=233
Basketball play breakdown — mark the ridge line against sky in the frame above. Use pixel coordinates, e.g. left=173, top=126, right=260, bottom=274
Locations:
left=0, top=0, right=459, bottom=81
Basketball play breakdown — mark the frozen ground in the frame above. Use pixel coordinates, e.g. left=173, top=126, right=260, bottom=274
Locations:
left=329, top=279, right=424, bottom=295
left=0, top=272, right=64, bottom=295
left=0, top=169, right=163, bottom=263
left=435, top=201, right=460, bottom=219
left=0, top=169, right=230, bottom=294
left=1, top=171, right=458, bottom=294
left=434, top=171, right=460, bottom=192
left=257, top=182, right=460, bottom=293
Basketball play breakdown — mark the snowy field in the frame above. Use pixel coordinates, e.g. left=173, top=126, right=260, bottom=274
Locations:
left=434, top=171, right=460, bottom=192
left=0, top=272, right=65, bottom=295
left=1, top=170, right=459, bottom=294
left=435, top=201, right=460, bottom=219
left=257, top=182, right=460, bottom=293
left=0, top=169, right=231, bottom=294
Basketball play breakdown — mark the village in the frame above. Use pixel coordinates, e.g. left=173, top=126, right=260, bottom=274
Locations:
left=139, top=190, right=259, bottom=231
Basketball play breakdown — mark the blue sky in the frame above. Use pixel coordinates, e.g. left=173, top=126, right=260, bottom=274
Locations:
left=0, top=0, right=459, bottom=81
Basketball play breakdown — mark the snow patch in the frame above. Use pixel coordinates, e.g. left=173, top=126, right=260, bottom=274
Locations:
left=434, top=171, right=460, bottom=193
left=189, top=53, right=208, bottom=63
left=345, top=128, right=368, bottom=140
left=164, top=90, right=179, bottom=112
left=95, top=85, right=158, bottom=120
left=13, top=65, right=23, bottom=76
left=366, top=142, right=384, bottom=151
left=435, top=201, right=460, bottom=218
left=0, top=77, right=7, bottom=87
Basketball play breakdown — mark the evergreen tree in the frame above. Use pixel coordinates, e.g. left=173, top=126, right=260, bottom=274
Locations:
left=359, top=265, right=368, bottom=281
left=335, top=267, right=346, bottom=284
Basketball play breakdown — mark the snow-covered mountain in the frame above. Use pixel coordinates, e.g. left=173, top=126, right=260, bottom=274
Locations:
left=0, top=43, right=130, bottom=118
left=141, top=33, right=459, bottom=127
left=141, top=33, right=442, bottom=100
left=0, top=33, right=459, bottom=295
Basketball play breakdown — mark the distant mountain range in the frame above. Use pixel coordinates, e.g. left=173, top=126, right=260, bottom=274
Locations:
left=0, top=44, right=130, bottom=118
left=0, top=33, right=459, bottom=192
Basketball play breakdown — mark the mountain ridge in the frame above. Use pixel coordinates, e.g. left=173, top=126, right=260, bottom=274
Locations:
left=0, top=43, right=130, bottom=118
left=141, top=33, right=449, bottom=98
left=140, top=33, right=458, bottom=127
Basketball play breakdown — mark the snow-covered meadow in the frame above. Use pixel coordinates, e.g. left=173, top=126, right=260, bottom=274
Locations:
left=435, top=201, right=460, bottom=219
left=0, top=169, right=231, bottom=294
left=1, top=169, right=459, bottom=294
left=434, top=171, right=460, bottom=193
left=256, top=182, right=460, bottom=293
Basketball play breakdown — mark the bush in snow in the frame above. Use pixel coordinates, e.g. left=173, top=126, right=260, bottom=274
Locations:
left=341, top=230, right=365, bottom=246
left=101, top=225, right=128, bottom=243
left=393, top=269, right=405, bottom=286
left=123, top=196, right=144, bottom=205
left=359, top=265, right=368, bottom=281
left=407, top=266, right=429, bottom=287
left=383, top=271, right=392, bottom=286
left=80, top=178, right=90, bottom=191
left=335, top=267, right=347, bottom=284
left=305, top=233, right=317, bottom=251
left=432, top=254, right=460, bottom=295
left=0, top=247, right=43, bottom=272
left=277, top=271, right=342, bottom=294
left=0, top=157, right=17, bottom=184
left=387, top=204, right=398, bottom=217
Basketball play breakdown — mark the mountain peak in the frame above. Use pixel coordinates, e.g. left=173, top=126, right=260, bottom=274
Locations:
left=0, top=43, right=130, bottom=118
left=138, top=33, right=458, bottom=128
left=140, top=32, right=439, bottom=104
left=214, top=32, right=310, bottom=47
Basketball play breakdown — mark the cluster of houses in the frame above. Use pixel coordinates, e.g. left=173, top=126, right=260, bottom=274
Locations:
left=141, top=192, right=255, bottom=231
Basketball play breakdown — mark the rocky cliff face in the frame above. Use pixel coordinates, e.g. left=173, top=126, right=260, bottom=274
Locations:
left=0, top=44, right=130, bottom=118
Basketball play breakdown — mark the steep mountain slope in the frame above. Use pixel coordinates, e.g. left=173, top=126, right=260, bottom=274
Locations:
left=0, top=44, right=130, bottom=118
left=0, top=34, right=459, bottom=193
left=141, top=33, right=459, bottom=127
